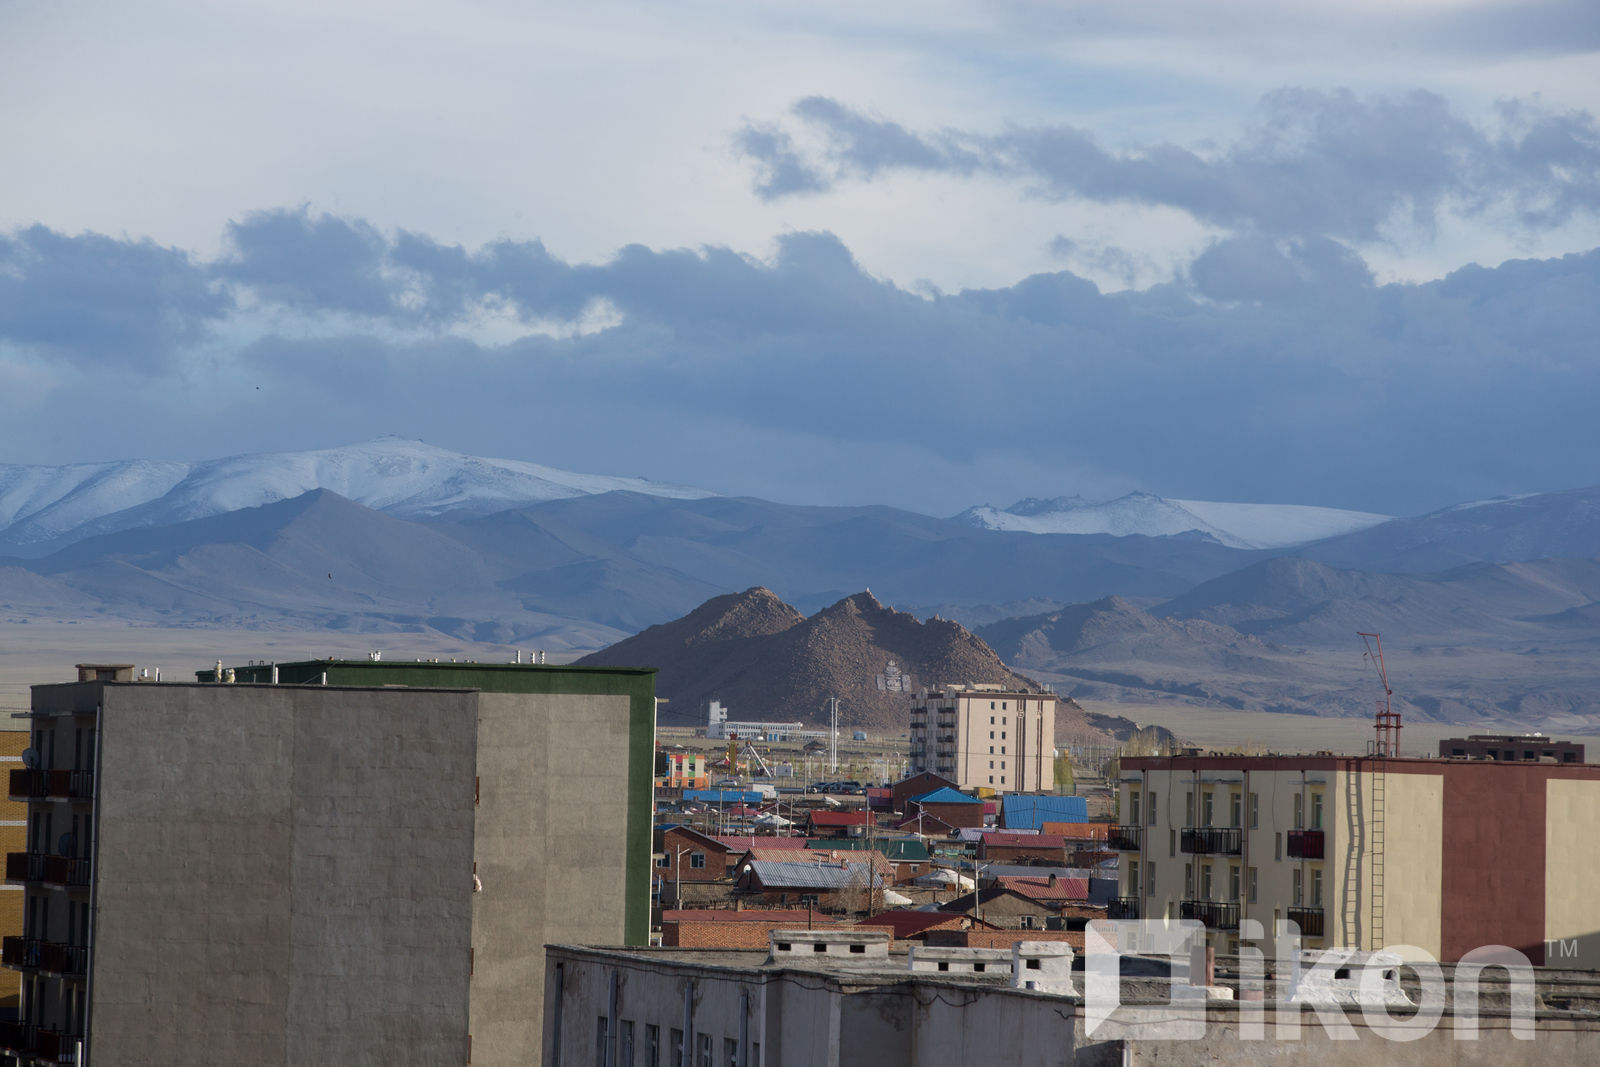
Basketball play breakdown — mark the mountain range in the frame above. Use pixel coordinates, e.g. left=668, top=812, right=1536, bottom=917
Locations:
left=4, top=439, right=1600, bottom=729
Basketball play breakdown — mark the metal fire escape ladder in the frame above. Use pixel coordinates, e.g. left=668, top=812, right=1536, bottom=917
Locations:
left=1369, top=759, right=1386, bottom=950
left=1358, top=631, right=1397, bottom=952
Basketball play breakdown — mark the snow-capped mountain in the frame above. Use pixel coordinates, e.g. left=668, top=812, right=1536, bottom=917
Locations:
left=0, top=438, right=715, bottom=551
left=959, top=492, right=1391, bottom=550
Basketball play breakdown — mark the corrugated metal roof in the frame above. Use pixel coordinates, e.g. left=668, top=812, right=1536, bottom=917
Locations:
left=982, top=831, right=1066, bottom=849
left=995, top=875, right=1090, bottom=902
left=743, top=858, right=884, bottom=890
left=910, top=787, right=980, bottom=805
left=999, top=795, right=1088, bottom=829
left=807, top=838, right=931, bottom=862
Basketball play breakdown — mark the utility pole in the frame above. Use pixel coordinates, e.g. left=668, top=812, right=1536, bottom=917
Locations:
left=829, top=697, right=839, bottom=775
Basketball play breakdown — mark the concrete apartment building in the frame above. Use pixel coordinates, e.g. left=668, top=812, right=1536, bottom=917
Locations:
left=1112, top=754, right=1600, bottom=967
left=543, top=929, right=1600, bottom=1065
left=907, top=686, right=1055, bottom=794
left=1, top=659, right=655, bottom=1066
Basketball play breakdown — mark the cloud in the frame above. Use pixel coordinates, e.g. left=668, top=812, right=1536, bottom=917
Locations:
left=0, top=225, right=228, bottom=369
left=735, top=89, right=1600, bottom=243
left=6, top=211, right=1600, bottom=514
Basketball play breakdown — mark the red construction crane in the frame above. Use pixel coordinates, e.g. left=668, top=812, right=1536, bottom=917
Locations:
left=1359, top=632, right=1401, bottom=757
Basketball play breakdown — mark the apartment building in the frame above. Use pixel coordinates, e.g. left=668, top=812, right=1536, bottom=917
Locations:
left=907, top=686, right=1055, bottom=794
left=1, top=659, right=655, bottom=1066
left=1111, top=753, right=1600, bottom=966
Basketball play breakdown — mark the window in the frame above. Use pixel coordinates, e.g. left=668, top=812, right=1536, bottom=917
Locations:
left=1311, top=868, right=1323, bottom=907
left=1001, top=732, right=1007, bottom=740
left=621, top=1021, right=635, bottom=1067
left=1002, top=702, right=1008, bottom=710
left=690, top=853, right=706, bottom=869
left=1249, top=793, right=1259, bottom=829
left=1201, top=863, right=1213, bottom=899
left=1292, top=869, right=1303, bottom=906
left=1274, top=832, right=1282, bottom=862
left=1185, top=791, right=1194, bottom=826
left=1248, top=867, right=1258, bottom=905
left=725, top=1038, right=738, bottom=1067
left=670, top=1028, right=684, bottom=1067
left=1293, top=794, right=1304, bottom=829
left=1228, top=864, right=1241, bottom=902
left=1169, top=829, right=1176, bottom=857
left=1000, top=776, right=1006, bottom=784
left=656, top=855, right=670, bottom=868
left=697, top=1032, right=713, bottom=1067
left=597, top=1017, right=611, bottom=1067
left=1129, top=790, right=1142, bottom=825
left=1148, top=791, right=1158, bottom=826
left=988, top=776, right=994, bottom=784
left=1184, top=862, right=1193, bottom=897
left=1020, top=915, right=1037, bottom=929
left=1202, top=790, right=1215, bottom=826
left=1147, top=862, right=1157, bottom=897
left=989, top=731, right=994, bottom=739
left=1000, top=746, right=1006, bottom=755
left=1229, top=791, right=1242, bottom=828
left=1128, top=859, right=1140, bottom=896
left=1311, top=792, right=1324, bottom=830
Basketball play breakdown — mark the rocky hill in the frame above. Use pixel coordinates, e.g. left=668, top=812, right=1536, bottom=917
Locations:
left=576, top=586, right=1098, bottom=736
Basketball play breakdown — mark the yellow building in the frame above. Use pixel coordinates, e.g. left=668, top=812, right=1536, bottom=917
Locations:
left=1113, top=754, right=1600, bottom=967
left=907, top=685, right=1055, bottom=794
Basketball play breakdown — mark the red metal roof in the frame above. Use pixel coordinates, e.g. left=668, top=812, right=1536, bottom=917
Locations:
left=995, top=875, right=1089, bottom=902
left=1041, top=821, right=1110, bottom=841
left=853, top=911, right=967, bottom=937
left=981, top=832, right=1066, bottom=849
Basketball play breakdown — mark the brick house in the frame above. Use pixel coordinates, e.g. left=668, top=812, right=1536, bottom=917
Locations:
left=660, top=909, right=840, bottom=948
left=891, top=772, right=958, bottom=811
left=904, top=786, right=985, bottom=830
left=978, top=831, right=1067, bottom=865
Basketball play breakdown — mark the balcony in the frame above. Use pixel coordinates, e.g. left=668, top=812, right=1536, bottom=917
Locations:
left=1, top=938, right=87, bottom=978
left=8, top=769, right=94, bottom=802
left=1107, top=825, right=1143, bottom=851
left=0, top=1022, right=81, bottom=1063
left=1179, top=899, right=1241, bottom=930
left=1287, top=830, right=1324, bottom=859
left=1287, top=906, right=1325, bottom=938
left=4, top=854, right=89, bottom=889
left=1108, top=896, right=1141, bottom=920
left=1180, top=827, right=1242, bottom=855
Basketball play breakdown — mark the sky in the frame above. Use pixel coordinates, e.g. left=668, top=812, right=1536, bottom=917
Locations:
left=1, top=0, right=1598, bottom=517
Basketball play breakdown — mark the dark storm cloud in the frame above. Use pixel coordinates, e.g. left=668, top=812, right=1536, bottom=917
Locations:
left=736, top=90, right=1600, bottom=241
left=206, top=215, right=1600, bottom=510
left=6, top=210, right=1600, bottom=512
left=0, top=225, right=228, bottom=368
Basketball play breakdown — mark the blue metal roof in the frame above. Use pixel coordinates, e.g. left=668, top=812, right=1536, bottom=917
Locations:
left=910, top=786, right=980, bottom=805
left=999, top=795, right=1088, bottom=829
left=683, top=789, right=764, bottom=805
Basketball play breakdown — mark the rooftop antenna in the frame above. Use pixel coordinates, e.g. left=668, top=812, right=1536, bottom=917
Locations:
left=1359, top=632, right=1400, bottom=757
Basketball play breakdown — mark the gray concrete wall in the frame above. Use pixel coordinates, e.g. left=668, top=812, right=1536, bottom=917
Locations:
left=471, top=689, right=636, bottom=1065
left=88, top=683, right=478, bottom=1066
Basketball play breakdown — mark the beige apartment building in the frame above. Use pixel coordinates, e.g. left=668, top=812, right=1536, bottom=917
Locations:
left=1111, top=754, right=1600, bottom=967
left=907, top=686, right=1055, bottom=794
